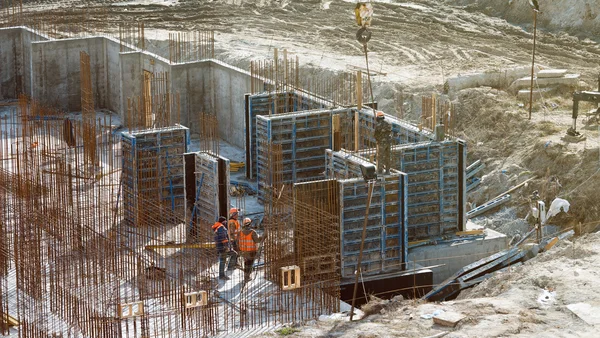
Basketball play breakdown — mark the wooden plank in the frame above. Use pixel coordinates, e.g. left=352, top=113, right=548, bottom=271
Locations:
left=489, top=177, right=536, bottom=202
left=354, top=110, right=360, bottom=151
left=1, top=313, right=19, bottom=326
left=456, top=229, right=484, bottom=237
left=544, top=237, right=559, bottom=251
left=356, top=70, right=362, bottom=110
left=145, top=243, right=215, bottom=250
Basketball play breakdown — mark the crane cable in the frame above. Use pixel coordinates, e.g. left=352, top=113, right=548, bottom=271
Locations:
left=355, top=2, right=375, bottom=107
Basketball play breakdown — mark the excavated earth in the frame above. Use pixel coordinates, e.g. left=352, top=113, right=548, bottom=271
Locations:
left=4, top=0, right=600, bottom=336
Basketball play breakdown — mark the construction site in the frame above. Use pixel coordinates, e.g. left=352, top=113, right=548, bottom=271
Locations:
left=1, top=0, right=600, bottom=337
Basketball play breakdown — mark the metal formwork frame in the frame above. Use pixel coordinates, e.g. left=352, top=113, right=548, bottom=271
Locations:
left=184, top=151, right=231, bottom=225
left=256, top=109, right=333, bottom=200
left=338, top=173, right=408, bottom=278
left=121, top=125, right=190, bottom=226
left=328, top=138, right=465, bottom=241
left=344, top=109, right=436, bottom=148
left=245, top=91, right=327, bottom=179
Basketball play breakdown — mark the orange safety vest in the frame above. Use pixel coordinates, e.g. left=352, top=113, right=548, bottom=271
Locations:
left=238, top=231, right=257, bottom=252
left=228, top=219, right=241, bottom=237
left=212, top=222, right=228, bottom=244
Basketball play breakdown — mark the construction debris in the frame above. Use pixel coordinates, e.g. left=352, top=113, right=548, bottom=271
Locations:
left=433, top=311, right=465, bottom=327
left=423, top=229, right=574, bottom=302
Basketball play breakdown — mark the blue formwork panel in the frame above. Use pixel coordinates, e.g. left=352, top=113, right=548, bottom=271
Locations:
left=121, top=125, right=190, bottom=226
left=336, top=109, right=436, bottom=150
left=246, top=91, right=326, bottom=180
left=256, top=109, right=334, bottom=201
left=327, top=138, right=466, bottom=241
left=388, top=141, right=463, bottom=239
left=338, top=173, right=408, bottom=278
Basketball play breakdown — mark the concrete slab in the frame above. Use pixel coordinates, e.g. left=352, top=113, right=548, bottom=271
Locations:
left=433, top=311, right=465, bottom=327
left=566, top=303, right=600, bottom=326
left=409, top=228, right=508, bottom=285
left=517, top=88, right=553, bottom=101
left=537, top=69, right=568, bottom=78
left=512, top=74, right=580, bottom=89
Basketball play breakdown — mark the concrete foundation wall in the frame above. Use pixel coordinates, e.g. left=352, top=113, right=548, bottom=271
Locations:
left=104, top=38, right=124, bottom=113
left=31, top=37, right=106, bottom=112
left=408, top=229, right=508, bottom=285
left=171, top=61, right=212, bottom=131
left=0, top=28, right=20, bottom=100
left=210, top=61, right=253, bottom=148
left=2, top=27, right=256, bottom=149
left=0, top=27, right=47, bottom=100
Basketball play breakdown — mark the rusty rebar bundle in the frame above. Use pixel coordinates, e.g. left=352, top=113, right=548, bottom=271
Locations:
left=168, top=30, right=215, bottom=64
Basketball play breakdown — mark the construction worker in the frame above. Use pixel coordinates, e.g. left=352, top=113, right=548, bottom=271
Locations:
left=228, top=208, right=241, bottom=252
left=213, top=216, right=237, bottom=280
left=374, top=111, right=392, bottom=175
left=238, top=218, right=261, bottom=282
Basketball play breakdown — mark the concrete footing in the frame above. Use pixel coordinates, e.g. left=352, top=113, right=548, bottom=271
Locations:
left=408, top=228, right=508, bottom=285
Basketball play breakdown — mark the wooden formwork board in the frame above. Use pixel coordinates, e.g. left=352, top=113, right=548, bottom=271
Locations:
left=338, top=174, right=408, bottom=278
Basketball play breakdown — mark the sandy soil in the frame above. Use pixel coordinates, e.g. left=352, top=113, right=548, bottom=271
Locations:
left=261, top=232, right=600, bottom=337
left=3, top=1, right=600, bottom=335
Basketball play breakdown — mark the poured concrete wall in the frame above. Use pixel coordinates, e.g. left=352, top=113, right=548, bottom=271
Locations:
left=0, top=28, right=20, bottom=100
left=171, top=61, right=212, bottom=131
left=1, top=27, right=257, bottom=149
left=119, top=48, right=170, bottom=117
left=409, top=228, right=508, bottom=285
left=210, top=61, right=252, bottom=148
left=0, top=27, right=47, bottom=100
left=103, top=38, right=124, bottom=113
left=31, top=37, right=106, bottom=111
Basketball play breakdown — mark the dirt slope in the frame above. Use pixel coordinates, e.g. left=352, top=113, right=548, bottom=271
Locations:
left=270, top=233, right=600, bottom=337
left=449, top=0, right=600, bottom=40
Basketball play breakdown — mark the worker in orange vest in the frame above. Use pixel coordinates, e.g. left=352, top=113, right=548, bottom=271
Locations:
left=227, top=208, right=242, bottom=270
left=228, top=208, right=241, bottom=249
left=238, top=217, right=261, bottom=282
left=213, top=216, right=237, bottom=280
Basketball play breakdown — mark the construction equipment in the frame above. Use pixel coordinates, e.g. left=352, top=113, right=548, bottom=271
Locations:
left=566, top=74, right=600, bottom=138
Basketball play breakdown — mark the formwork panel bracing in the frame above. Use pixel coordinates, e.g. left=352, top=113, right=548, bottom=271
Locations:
left=246, top=91, right=326, bottom=179
left=338, top=174, right=409, bottom=278
left=184, top=151, right=230, bottom=228
left=327, top=140, right=466, bottom=241
left=390, top=140, right=464, bottom=239
left=122, top=125, right=190, bottom=226
left=338, top=109, right=436, bottom=151
left=256, top=109, right=333, bottom=200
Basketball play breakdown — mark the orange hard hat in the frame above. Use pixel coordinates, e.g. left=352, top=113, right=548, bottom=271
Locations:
left=229, top=208, right=238, bottom=215
left=376, top=111, right=385, bottom=118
